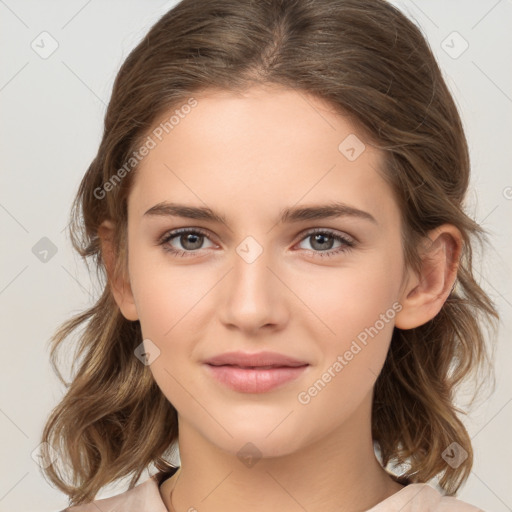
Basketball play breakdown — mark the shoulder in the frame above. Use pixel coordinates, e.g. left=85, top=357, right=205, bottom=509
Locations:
left=437, top=494, right=485, bottom=512
left=61, top=474, right=168, bottom=512
left=367, top=483, right=485, bottom=511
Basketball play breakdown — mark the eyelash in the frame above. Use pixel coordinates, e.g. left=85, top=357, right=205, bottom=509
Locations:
left=157, top=227, right=356, bottom=259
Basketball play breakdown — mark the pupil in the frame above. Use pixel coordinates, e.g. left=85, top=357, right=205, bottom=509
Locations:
left=183, top=233, right=202, bottom=249
left=313, top=233, right=332, bottom=250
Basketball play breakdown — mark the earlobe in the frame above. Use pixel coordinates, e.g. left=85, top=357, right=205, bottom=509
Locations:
left=394, top=224, right=462, bottom=330
left=98, top=220, right=139, bottom=322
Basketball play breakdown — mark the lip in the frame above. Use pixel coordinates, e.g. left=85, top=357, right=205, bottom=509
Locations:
left=204, top=364, right=309, bottom=393
left=203, top=350, right=308, bottom=368
left=202, top=350, right=310, bottom=393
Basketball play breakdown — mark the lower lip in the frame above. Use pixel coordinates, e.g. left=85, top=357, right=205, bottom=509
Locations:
left=204, top=364, right=309, bottom=393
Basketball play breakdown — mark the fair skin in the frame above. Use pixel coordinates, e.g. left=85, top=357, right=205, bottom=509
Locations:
left=99, top=85, right=462, bottom=512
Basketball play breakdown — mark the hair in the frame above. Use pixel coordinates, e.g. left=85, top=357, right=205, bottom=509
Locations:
left=40, top=0, right=499, bottom=506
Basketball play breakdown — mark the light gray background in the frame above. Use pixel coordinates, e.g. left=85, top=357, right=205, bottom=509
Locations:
left=1, top=1, right=511, bottom=511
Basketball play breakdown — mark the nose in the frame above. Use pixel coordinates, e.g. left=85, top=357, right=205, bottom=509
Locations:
left=218, top=245, right=289, bottom=335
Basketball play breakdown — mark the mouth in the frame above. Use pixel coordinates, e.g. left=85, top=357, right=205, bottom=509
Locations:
left=207, top=363, right=307, bottom=369
left=203, top=350, right=309, bottom=368
left=203, top=363, right=309, bottom=393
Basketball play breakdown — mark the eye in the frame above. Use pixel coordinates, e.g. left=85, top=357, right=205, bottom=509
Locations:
left=158, top=228, right=215, bottom=257
left=295, top=228, right=355, bottom=258
left=158, top=227, right=356, bottom=259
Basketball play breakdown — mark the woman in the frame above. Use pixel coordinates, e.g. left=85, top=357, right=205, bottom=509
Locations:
left=41, top=0, right=498, bottom=510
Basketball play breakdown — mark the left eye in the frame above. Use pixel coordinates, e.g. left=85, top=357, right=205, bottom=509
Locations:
left=295, top=229, right=356, bottom=258
left=158, top=228, right=355, bottom=258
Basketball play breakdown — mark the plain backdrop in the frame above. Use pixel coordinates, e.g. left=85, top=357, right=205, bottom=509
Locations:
left=1, top=1, right=511, bottom=511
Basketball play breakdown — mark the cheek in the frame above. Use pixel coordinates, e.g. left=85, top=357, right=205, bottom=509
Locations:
left=296, top=254, right=402, bottom=395
left=294, top=266, right=400, bottom=425
left=301, top=258, right=402, bottom=339
left=128, top=250, right=221, bottom=401
left=128, top=242, right=200, bottom=336
left=129, top=253, right=204, bottom=405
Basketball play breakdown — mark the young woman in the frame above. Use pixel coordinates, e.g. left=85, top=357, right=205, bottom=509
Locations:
left=41, top=0, right=498, bottom=510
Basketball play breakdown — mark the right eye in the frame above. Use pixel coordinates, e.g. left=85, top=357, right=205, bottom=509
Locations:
left=158, top=228, right=216, bottom=257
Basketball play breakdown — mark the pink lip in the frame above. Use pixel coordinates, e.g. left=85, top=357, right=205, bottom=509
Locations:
left=204, top=364, right=309, bottom=393
left=202, top=351, right=310, bottom=393
left=203, top=350, right=308, bottom=368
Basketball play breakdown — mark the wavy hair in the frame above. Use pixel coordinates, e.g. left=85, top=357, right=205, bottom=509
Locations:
left=40, top=0, right=499, bottom=505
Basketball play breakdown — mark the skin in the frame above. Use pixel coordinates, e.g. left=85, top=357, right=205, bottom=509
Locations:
left=99, top=84, right=462, bottom=512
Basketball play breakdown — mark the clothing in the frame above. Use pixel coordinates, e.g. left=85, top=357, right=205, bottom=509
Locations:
left=60, top=469, right=485, bottom=512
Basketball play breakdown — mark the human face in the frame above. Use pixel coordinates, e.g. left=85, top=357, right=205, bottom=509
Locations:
left=124, top=85, right=406, bottom=458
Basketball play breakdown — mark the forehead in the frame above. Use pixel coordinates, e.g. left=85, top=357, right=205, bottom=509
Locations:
left=128, top=86, right=398, bottom=227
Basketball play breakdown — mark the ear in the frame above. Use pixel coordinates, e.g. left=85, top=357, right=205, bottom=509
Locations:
left=97, top=219, right=139, bottom=321
left=394, top=224, right=462, bottom=330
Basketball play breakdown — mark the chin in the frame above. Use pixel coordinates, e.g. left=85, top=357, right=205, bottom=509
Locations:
left=202, top=421, right=310, bottom=461
left=225, top=439, right=301, bottom=462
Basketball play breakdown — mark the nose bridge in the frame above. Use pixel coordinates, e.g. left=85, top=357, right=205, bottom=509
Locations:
left=231, top=234, right=275, bottom=305
left=220, top=234, right=286, bottom=331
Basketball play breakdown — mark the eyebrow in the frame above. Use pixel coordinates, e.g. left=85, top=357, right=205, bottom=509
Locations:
left=143, top=201, right=378, bottom=225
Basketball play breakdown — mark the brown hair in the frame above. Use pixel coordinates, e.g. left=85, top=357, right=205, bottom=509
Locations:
left=40, top=0, right=499, bottom=505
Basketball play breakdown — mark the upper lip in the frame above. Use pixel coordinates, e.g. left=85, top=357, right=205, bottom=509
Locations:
left=204, top=350, right=309, bottom=368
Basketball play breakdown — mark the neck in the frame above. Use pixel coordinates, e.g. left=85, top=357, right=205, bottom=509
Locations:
left=160, top=390, right=404, bottom=512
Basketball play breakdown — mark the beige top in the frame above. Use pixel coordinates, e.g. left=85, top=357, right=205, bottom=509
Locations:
left=61, top=473, right=485, bottom=511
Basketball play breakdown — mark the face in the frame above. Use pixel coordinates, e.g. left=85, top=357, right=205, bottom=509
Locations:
left=120, top=85, right=409, bottom=458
